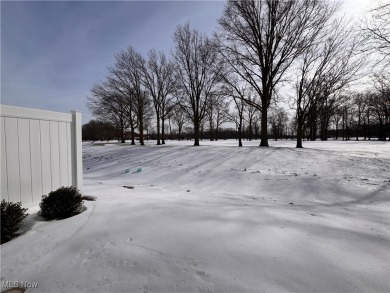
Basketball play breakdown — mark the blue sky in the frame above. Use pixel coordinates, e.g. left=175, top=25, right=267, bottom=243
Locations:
left=1, top=0, right=370, bottom=124
left=1, top=1, right=226, bottom=123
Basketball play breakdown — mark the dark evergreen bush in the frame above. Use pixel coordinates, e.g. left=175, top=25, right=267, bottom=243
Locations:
left=1, top=200, right=28, bottom=244
left=39, top=186, right=83, bottom=220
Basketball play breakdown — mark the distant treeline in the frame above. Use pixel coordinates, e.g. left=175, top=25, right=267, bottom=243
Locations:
left=83, top=119, right=389, bottom=142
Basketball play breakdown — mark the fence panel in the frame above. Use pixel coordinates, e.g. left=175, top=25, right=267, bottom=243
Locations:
left=1, top=117, right=8, bottom=200
left=4, top=117, right=20, bottom=202
left=18, top=118, right=32, bottom=203
left=29, top=119, right=43, bottom=201
left=0, top=105, right=83, bottom=206
left=40, top=120, right=52, bottom=196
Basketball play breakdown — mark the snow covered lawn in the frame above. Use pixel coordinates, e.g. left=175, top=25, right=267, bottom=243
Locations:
left=1, top=140, right=389, bottom=292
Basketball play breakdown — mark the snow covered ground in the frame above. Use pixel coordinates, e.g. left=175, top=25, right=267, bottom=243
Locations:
left=1, top=139, right=389, bottom=293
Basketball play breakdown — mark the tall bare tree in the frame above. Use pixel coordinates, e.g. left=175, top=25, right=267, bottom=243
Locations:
left=218, top=0, right=337, bottom=147
left=221, top=73, right=250, bottom=147
left=141, top=49, right=176, bottom=145
left=105, top=74, right=139, bottom=145
left=293, top=17, right=364, bottom=148
left=173, top=23, right=223, bottom=146
left=110, top=46, right=149, bottom=145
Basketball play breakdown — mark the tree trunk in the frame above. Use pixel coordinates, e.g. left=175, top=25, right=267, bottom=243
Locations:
left=139, top=115, right=144, bottom=146
left=259, top=108, right=269, bottom=147
left=156, top=112, right=161, bottom=145
left=274, top=126, right=278, bottom=141
left=178, top=122, right=183, bottom=141
left=367, top=111, right=371, bottom=140
left=161, top=116, right=166, bottom=144
left=378, top=118, right=385, bottom=141
left=385, top=111, right=390, bottom=141
left=130, top=126, right=135, bottom=145
left=296, top=120, right=304, bottom=148
left=248, top=117, right=253, bottom=141
left=356, top=117, right=360, bottom=141
left=363, top=122, right=367, bottom=140
left=194, top=118, right=200, bottom=146
left=238, top=117, right=243, bottom=147
left=119, top=117, right=125, bottom=143
left=320, top=118, right=327, bottom=141
left=209, top=119, right=214, bottom=141
left=310, top=122, right=317, bottom=141
left=120, top=118, right=125, bottom=143
left=168, top=117, right=173, bottom=141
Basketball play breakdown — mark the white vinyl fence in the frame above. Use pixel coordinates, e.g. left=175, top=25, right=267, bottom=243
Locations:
left=0, top=105, right=83, bottom=206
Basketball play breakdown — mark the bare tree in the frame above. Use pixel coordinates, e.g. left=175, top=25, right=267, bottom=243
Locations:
left=372, top=73, right=390, bottom=139
left=110, top=47, right=149, bottom=145
left=221, top=74, right=250, bottom=147
left=104, top=73, right=139, bottom=145
left=351, top=92, right=367, bottom=141
left=244, top=94, right=259, bottom=141
left=227, top=105, right=245, bottom=147
left=369, top=92, right=389, bottom=141
left=331, top=112, right=342, bottom=140
left=161, top=101, right=176, bottom=144
left=360, top=2, right=390, bottom=68
left=141, top=49, right=176, bottom=145
left=293, top=17, right=364, bottom=148
left=171, top=106, right=187, bottom=141
left=217, top=0, right=338, bottom=147
left=173, top=23, right=224, bottom=146
left=206, top=93, right=230, bottom=141
left=214, top=98, right=231, bottom=141
left=339, top=97, right=355, bottom=141
left=268, top=107, right=288, bottom=141
left=88, top=80, right=130, bottom=143
left=318, top=94, right=343, bottom=141
left=288, top=117, right=297, bottom=139
left=362, top=103, right=372, bottom=140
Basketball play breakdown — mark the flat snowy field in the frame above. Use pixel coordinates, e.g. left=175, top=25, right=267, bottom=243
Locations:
left=1, top=140, right=389, bottom=293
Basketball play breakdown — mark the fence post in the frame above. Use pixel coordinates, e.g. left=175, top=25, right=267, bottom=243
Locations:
left=72, top=110, right=83, bottom=192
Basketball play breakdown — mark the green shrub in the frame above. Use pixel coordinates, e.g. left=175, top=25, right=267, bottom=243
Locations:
left=1, top=200, right=28, bottom=244
left=39, top=186, right=83, bottom=220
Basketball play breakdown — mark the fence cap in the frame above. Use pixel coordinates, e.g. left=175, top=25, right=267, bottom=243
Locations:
left=1, top=104, right=74, bottom=122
